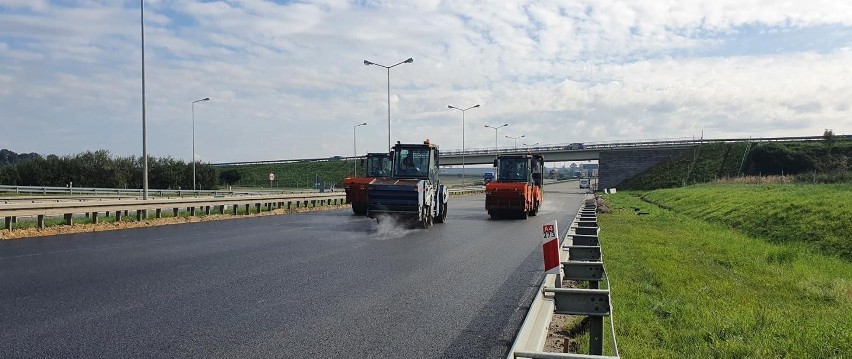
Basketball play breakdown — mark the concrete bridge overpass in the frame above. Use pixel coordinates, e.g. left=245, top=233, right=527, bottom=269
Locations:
left=213, top=136, right=833, bottom=189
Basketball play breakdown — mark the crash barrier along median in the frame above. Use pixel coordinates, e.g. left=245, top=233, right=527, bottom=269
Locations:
left=1, top=192, right=347, bottom=231
left=508, top=197, right=619, bottom=359
left=2, top=188, right=487, bottom=231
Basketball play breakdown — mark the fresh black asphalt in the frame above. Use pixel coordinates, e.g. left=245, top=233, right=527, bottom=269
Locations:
left=1, top=182, right=585, bottom=358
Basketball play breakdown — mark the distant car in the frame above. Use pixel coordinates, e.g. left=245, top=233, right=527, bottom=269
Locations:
left=569, top=143, right=585, bottom=150
left=579, top=178, right=590, bottom=189
left=483, top=172, right=495, bottom=184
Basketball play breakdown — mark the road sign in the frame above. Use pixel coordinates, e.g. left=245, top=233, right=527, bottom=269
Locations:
left=542, top=220, right=560, bottom=274
left=268, top=173, right=275, bottom=181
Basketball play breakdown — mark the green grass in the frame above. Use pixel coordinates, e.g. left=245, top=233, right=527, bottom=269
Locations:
left=619, top=140, right=852, bottom=190
left=619, top=142, right=751, bottom=190
left=598, top=192, right=852, bottom=358
left=217, top=160, right=489, bottom=189
left=640, top=183, right=852, bottom=261
left=218, top=160, right=358, bottom=188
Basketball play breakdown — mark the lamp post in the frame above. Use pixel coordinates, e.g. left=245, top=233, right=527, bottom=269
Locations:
left=140, top=0, right=148, bottom=200
left=448, top=104, right=480, bottom=181
left=484, top=123, right=508, bottom=153
left=505, top=134, right=525, bottom=149
left=353, top=122, right=367, bottom=177
left=191, top=97, right=210, bottom=191
left=364, top=57, right=414, bottom=151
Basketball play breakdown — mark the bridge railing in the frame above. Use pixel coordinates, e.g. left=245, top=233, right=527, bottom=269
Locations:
left=443, top=135, right=839, bottom=156
left=208, top=135, right=846, bottom=167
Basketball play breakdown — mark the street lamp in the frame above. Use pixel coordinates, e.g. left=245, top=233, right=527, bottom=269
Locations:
left=353, top=122, right=367, bottom=177
left=140, top=0, right=148, bottom=200
left=505, top=134, right=525, bottom=149
left=191, top=97, right=210, bottom=191
left=448, top=104, right=480, bottom=181
left=484, top=123, right=508, bottom=153
left=364, top=57, right=414, bottom=151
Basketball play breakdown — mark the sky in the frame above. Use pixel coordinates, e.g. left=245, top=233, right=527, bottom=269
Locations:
left=1, top=0, right=851, bottom=163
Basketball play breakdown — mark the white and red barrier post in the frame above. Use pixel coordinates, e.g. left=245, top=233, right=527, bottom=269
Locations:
left=542, top=220, right=561, bottom=286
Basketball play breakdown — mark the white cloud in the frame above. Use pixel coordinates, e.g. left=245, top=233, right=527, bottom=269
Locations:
left=0, top=0, right=850, bottom=161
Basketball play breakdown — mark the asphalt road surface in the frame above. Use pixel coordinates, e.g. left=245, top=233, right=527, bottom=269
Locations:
left=1, top=182, right=587, bottom=358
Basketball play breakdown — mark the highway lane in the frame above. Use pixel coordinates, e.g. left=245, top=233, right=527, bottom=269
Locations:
left=0, top=182, right=587, bottom=358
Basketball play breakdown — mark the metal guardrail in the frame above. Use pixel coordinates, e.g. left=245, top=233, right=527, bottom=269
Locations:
left=209, top=135, right=848, bottom=167
left=0, top=193, right=348, bottom=231
left=0, top=184, right=319, bottom=197
left=0, top=188, right=488, bottom=231
left=446, top=135, right=845, bottom=157
left=507, top=198, right=619, bottom=359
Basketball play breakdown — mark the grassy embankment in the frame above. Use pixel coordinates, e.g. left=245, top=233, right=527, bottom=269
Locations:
left=218, top=160, right=357, bottom=188
left=596, top=185, right=851, bottom=357
left=219, top=160, right=487, bottom=189
left=619, top=140, right=852, bottom=190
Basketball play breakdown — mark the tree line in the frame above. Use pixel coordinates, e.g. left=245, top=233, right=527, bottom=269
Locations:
left=0, top=149, right=219, bottom=190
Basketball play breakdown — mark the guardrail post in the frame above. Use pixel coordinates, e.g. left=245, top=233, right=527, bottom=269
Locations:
left=4, top=216, right=12, bottom=230
left=115, top=211, right=122, bottom=222
left=136, top=210, right=143, bottom=221
left=244, top=204, right=250, bottom=215
left=590, top=312, right=604, bottom=355
left=205, top=206, right=211, bottom=215
left=173, top=208, right=179, bottom=217
left=37, top=215, right=44, bottom=230
left=231, top=205, right=237, bottom=215
left=255, top=203, right=261, bottom=213
left=156, top=209, right=162, bottom=218
left=64, top=213, right=73, bottom=226
left=218, top=205, right=225, bottom=214
left=189, top=207, right=196, bottom=216
left=91, top=212, right=99, bottom=224
left=546, top=287, right=609, bottom=356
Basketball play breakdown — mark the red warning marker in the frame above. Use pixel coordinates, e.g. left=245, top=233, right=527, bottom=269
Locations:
left=542, top=221, right=560, bottom=274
